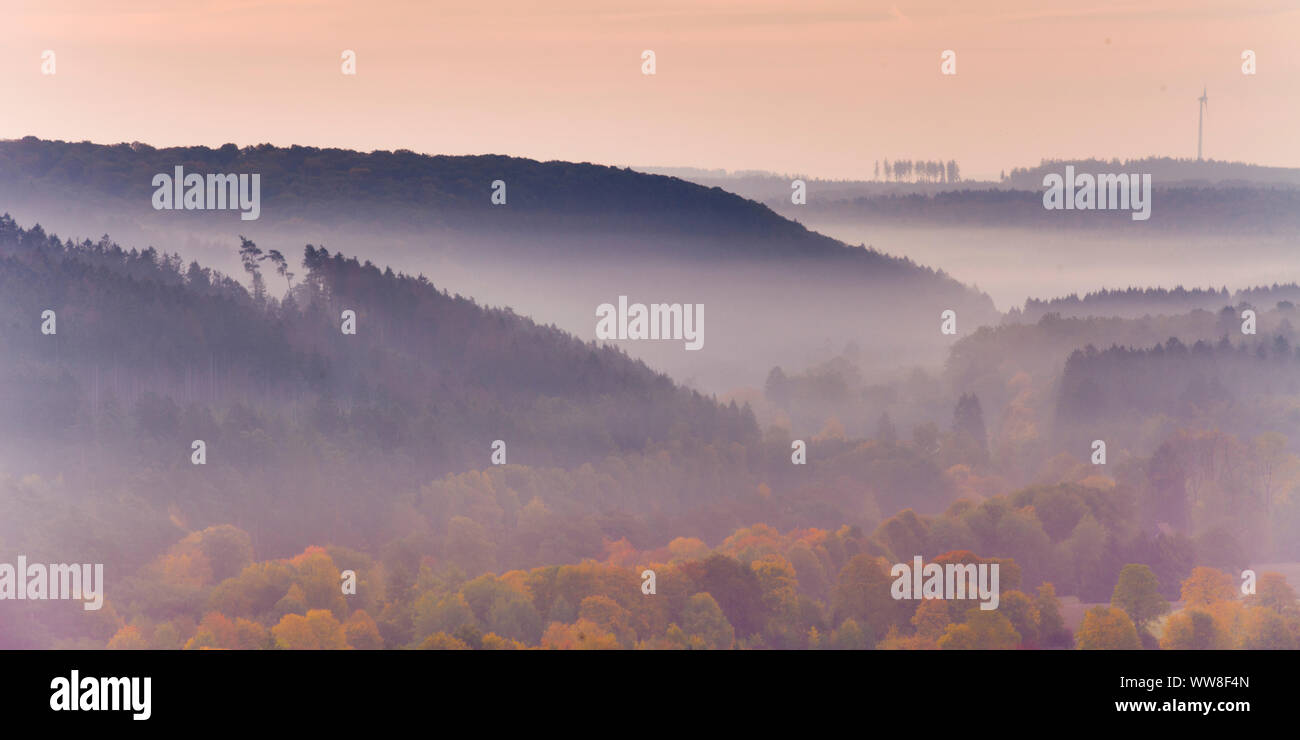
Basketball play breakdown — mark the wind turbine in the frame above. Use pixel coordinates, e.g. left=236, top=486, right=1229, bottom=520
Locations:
left=1197, top=86, right=1208, bottom=161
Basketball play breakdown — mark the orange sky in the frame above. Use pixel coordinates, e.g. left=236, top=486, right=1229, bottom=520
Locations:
left=2, top=0, right=1297, bottom=179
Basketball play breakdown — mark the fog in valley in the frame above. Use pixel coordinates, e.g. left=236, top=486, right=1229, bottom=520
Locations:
left=3, top=140, right=1299, bottom=652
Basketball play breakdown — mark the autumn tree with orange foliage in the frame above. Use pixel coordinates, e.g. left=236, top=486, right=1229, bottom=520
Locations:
left=1180, top=567, right=1237, bottom=608
left=1076, top=606, right=1140, bottom=650
left=272, top=609, right=347, bottom=649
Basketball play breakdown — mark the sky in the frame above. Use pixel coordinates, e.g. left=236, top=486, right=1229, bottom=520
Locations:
left=2, top=0, right=1297, bottom=180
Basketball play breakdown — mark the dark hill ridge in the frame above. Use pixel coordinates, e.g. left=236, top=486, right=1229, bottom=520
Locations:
left=0, top=137, right=1000, bottom=390
left=0, top=136, right=969, bottom=271
left=774, top=186, right=1300, bottom=233
left=0, top=214, right=753, bottom=463
left=1004, top=157, right=1300, bottom=189
left=1011, top=284, right=1300, bottom=322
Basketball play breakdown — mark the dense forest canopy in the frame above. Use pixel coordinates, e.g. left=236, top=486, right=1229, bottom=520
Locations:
left=2, top=213, right=1297, bottom=651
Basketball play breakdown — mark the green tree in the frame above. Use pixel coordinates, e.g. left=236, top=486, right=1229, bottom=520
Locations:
left=413, top=592, right=476, bottom=642
left=1111, top=564, right=1169, bottom=630
left=831, top=554, right=900, bottom=644
left=1160, top=609, right=1225, bottom=650
left=998, top=590, right=1040, bottom=645
left=1248, top=572, right=1297, bottom=614
left=682, top=593, right=735, bottom=650
left=829, top=618, right=872, bottom=650
left=937, top=608, right=1020, bottom=650
left=1036, top=582, right=1071, bottom=647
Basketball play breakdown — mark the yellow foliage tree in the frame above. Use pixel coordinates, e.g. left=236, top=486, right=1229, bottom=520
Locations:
left=1248, top=572, right=1297, bottom=614
left=1180, top=567, right=1236, bottom=608
left=911, top=599, right=952, bottom=640
left=481, top=632, right=523, bottom=650
left=540, top=619, right=620, bottom=650
left=107, top=625, right=148, bottom=650
left=289, top=546, right=348, bottom=619
left=1076, top=606, right=1140, bottom=649
left=344, top=610, right=384, bottom=650
left=1241, top=606, right=1297, bottom=649
left=272, top=608, right=348, bottom=649
left=937, top=609, right=1020, bottom=650
left=418, top=632, right=471, bottom=650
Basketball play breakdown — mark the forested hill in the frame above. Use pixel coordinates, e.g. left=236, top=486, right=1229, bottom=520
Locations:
left=1004, top=157, right=1300, bottom=189
left=0, top=137, right=1000, bottom=390
left=0, top=215, right=762, bottom=558
left=1011, top=284, right=1300, bottom=322
left=0, top=136, right=932, bottom=267
left=0, top=213, right=753, bottom=455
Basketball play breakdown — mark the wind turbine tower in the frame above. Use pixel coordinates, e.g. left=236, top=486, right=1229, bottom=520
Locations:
left=1197, top=86, right=1208, bottom=161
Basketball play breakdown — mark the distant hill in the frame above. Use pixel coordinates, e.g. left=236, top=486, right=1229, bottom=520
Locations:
left=0, top=138, right=1000, bottom=389
left=0, top=213, right=747, bottom=462
left=1004, top=157, right=1300, bottom=189
left=1012, top=284, right=1300, bottom=322
left=646, top=158, right=1300, bottom=235
left=0, top=137, right=926, bottom=257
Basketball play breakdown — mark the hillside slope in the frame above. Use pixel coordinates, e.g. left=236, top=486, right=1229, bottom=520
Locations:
left=0, top=138, right=1000, bottom=389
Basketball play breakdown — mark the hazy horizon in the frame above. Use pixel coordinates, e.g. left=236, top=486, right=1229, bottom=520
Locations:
left=3, top=0, right=1298, bottom=181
